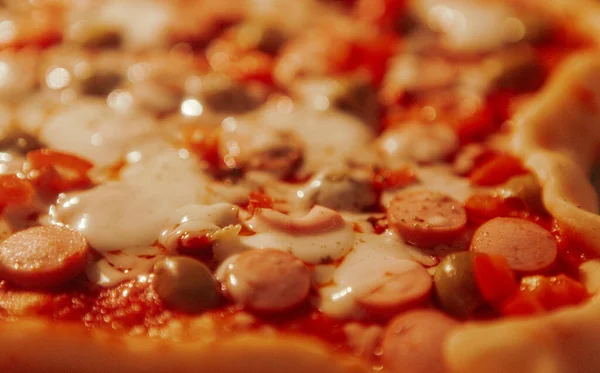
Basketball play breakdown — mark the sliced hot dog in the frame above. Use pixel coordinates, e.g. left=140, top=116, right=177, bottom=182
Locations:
left=357, top=262, right=432, bottom=319
left=224, top=249, right=311, bottom=312
left=387, top=189, right=467, bottom=248
left=470, top=217, right=557, bottom=273
left=382, top=310, right=459, bottom=373
left=0, top=225, right=89, bottom=287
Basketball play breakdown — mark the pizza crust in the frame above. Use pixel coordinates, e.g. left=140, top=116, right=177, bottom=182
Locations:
left=0, top=317, right=369, bottom=373
left=446, top=39, right=600, bottom=373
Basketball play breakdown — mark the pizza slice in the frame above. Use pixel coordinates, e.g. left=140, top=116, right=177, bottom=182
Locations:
left=0, top=0, right=599, bottom=373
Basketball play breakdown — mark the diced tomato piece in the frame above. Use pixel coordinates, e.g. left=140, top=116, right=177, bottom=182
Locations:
left=502, top=274, right=588, bottom=316
left=522, top=275, right=589, bottom=310
left=338, top=33, right=398, bottom=86
left=0, top=174, right=35, bottom=210
left=247, top=191, right=274, bottom=215
left=452, top=93, right=511, bottom=144
left=501, top=291, right=545, bottom=316
left=26, top=149, right=93, bottom=193
left=465, top=194, right=511, bottom=225
left=469, top=154, right=527, bottom=186
left=473, top=254, right=518, bottom=306
left=372, top=167, right=417, bottom=191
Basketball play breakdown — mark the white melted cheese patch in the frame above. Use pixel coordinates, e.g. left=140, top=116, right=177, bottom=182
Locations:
left=316, top=231, right=426, bottom=319
left=52, top=148, right=209, bottom=252
left=411, top=0, right=525, bottom=53
left=237, top=104, right=375, bottom=175
left=378, top=123, right=459, bottom=165
left=95, top=0, right=173, bottom=50
left=40, top=99, right=156, bottom=168
left=242, top=209, right=355, bottom=264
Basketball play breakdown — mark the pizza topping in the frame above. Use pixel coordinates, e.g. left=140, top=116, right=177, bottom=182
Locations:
left=356, top=261, right=432, bottom=319
left=411, top=0, right=533, bottom=53
left=244, top=206, right=354, bottom=263
left=0, top=174, right=34, bottom=211
left=381, top=310, right=459, bottom=373
left=26, top=149, right=94, bottom=193
left=296, top=169, right=376, bottom=211
left=433, top=252, right=487, bottom=318
left=38, top=99, right=156, bottom=168
left=387, top=189, right=467, bottom=248
left=318, top=232, right=432, bottom=318
left=378, top=123, right=459, bottom=164
left=498, top=173, right=544, bottom=212
left=471, top=217, right=557, bottom=273
left=0, top=225, right=89, bottom=287
left=152, top=256, right=220, bottom=313
left=159, top=203, right=240, bottom=253
left=222, top=249, right=311, bottom=313
left=293, top=77, right=379, bottom=126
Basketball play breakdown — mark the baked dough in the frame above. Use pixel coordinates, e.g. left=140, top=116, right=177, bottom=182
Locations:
left=447, top=43, right=600, bottom=373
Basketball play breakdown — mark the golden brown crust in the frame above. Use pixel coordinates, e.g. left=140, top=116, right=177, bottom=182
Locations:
left=0, top=318, right=369, bottom=373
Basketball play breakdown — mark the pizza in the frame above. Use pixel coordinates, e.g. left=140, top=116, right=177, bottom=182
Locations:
left=1, top=0, right=600, bottom=372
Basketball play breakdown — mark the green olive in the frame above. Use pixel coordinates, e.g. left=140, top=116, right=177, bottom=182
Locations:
left=152, top=256, right=220, bottom=313
left=434, top=252, right=486, bottom=318
left=500, top=174, right=543, bottom=212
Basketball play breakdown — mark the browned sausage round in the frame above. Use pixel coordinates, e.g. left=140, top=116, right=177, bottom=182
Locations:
left=224, top=249, right=311, bottom=312
left=470, top=217, right=557, bottom=273
left=382, top=310, right=459, bottom=373
left=357, top=262, right=432, bottom=319
left=387, top=189, right=467, bottom=248
left=0, top=225, right=89, bottom=287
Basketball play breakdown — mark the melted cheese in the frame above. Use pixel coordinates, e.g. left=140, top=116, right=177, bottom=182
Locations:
left=378, top=123, right=458, bottom=165
left=411, top=0, right=527, bottom=53
left=317, top=232, right=423, bottom=318
left=159, top=203, right=240, bottom=252
left=52, top=149, right=209, bottom=252
left=40, top=99, right=156, bottom=168
left=83, top=0, right=173, bottom=50
left=237, top=104, right=375, bottom=176
left=243, top=210, right=354, bottom=264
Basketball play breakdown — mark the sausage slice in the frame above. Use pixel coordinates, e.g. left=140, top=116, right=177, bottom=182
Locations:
left=0, top=225, right=89, bottom=287
left=382, top=310, right=459, bottom=373
left=470, top=217, right=557, bottom=273
left=357, top=262, right=432, bottom=318
left=387, top=189, right=467, bottom=248
left=224, top=249, right=311, bottom=312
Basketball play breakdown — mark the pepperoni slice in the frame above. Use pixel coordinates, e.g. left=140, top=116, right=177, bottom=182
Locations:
left=0, top=226, right=89, bottom=287
left=224, top=249, right=311, bottom=312
left=357, top=262, right=432, bottom=319
left=387, top=189, right=467, bottom=248
left=382, top=310, right=458, bottom=373
left=470, top=217, right=557, bottom=273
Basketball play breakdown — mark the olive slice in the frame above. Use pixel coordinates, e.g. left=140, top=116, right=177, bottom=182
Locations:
left=434, top=252, right=486, bottom=318
left=152, top=256, right=220, bottom=313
